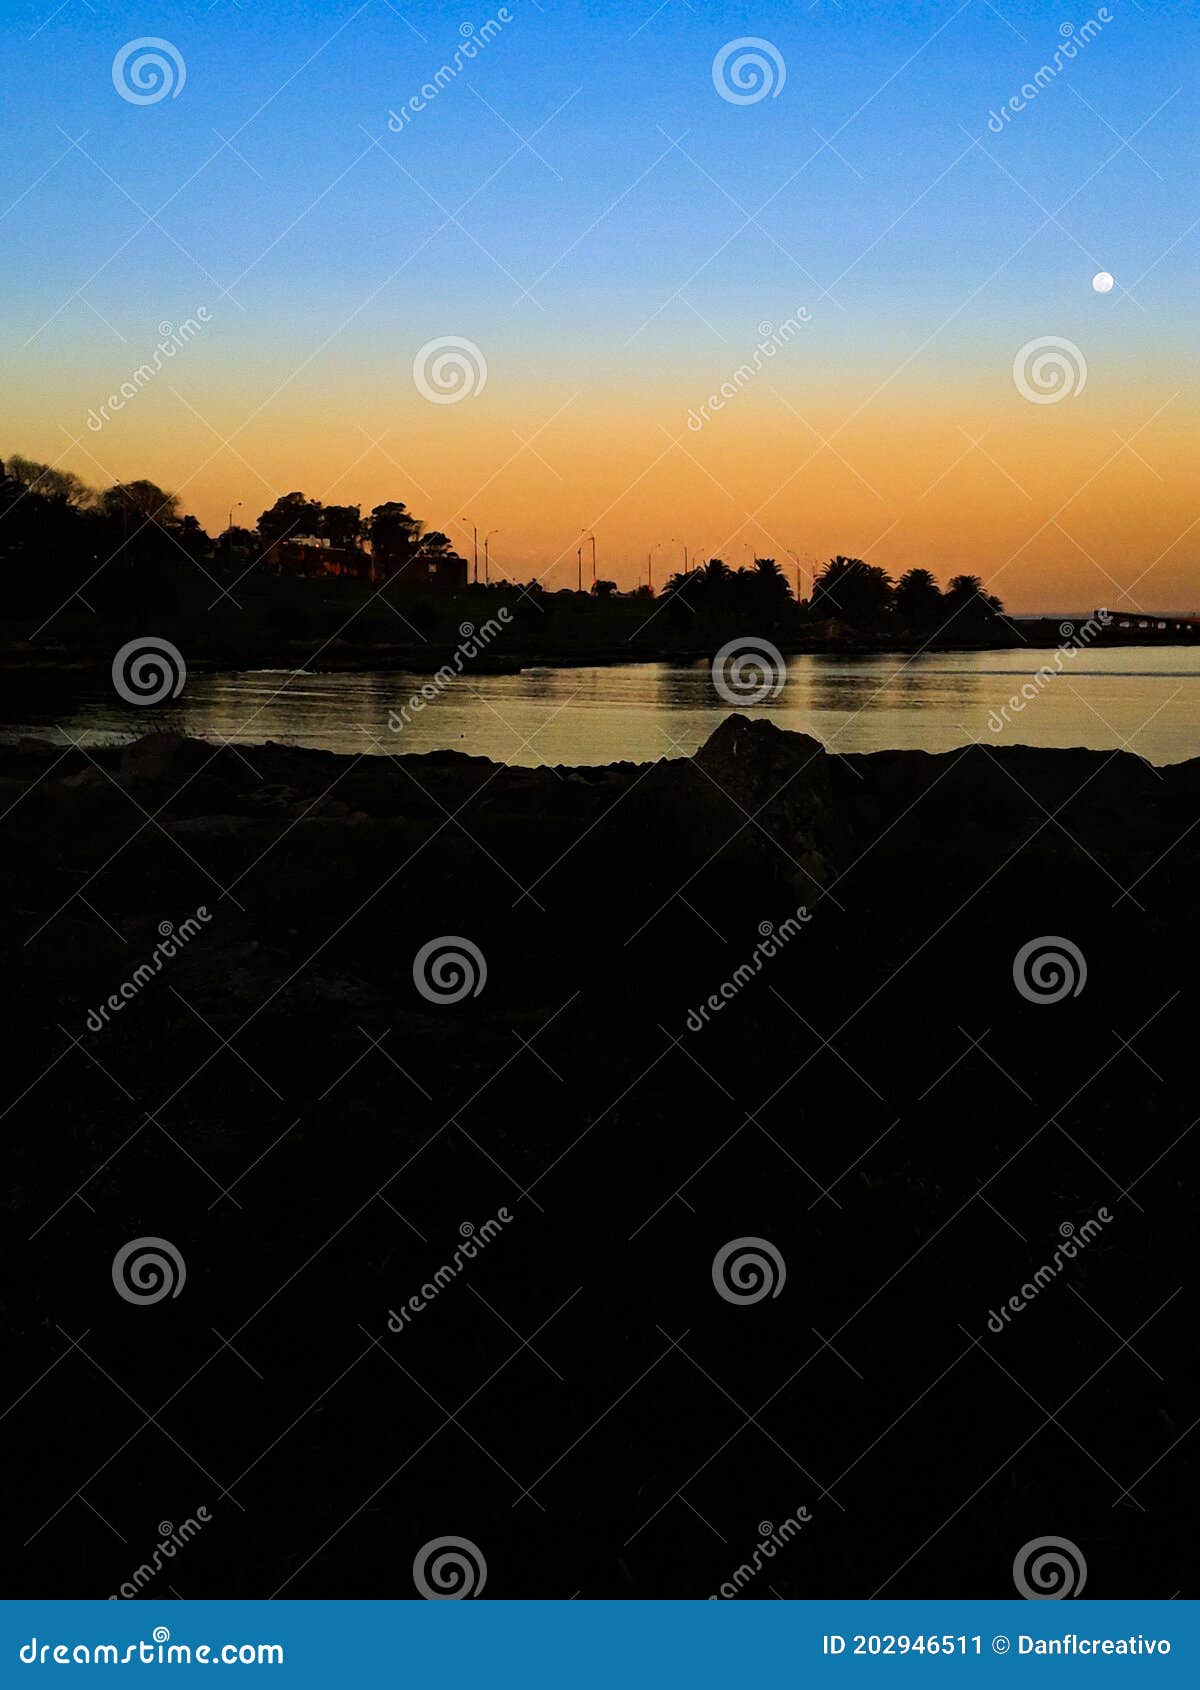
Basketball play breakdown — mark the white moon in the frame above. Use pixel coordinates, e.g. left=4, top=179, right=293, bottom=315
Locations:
left=1092, top=271, right=1114, bottom=293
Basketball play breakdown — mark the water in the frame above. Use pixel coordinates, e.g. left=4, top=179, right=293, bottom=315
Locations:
left=6, top=648, right=1200, bottom=766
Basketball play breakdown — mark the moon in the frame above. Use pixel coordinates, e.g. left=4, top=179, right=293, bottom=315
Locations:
left=1092, top=271, right=1114, bottom=293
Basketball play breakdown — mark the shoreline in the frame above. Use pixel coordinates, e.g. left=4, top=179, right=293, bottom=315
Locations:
left=3, top=629, right=1198, bottom=678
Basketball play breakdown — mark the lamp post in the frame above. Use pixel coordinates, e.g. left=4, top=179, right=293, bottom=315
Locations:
left=484, top=528, right=500, bottom=585
left=580, top=529, right=596, bottom=588
left=787, top=548, right=803, bottom=602
left=459, top=516, right=479, bottom=584
left=226, top=499, right=243, bottom=565
left=648, top=540, right=664, bottom=593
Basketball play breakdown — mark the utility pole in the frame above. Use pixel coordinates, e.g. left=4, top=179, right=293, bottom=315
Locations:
left=224, top=499, right=242, bottom=568
left=460, top=517, right=479, bottom=584
left=580, top=529, right=596, bottom=588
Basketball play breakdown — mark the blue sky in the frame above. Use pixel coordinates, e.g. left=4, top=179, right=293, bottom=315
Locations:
left=4, top=0, right=1192, bottom=344
left=1, top=0, right=1195, bottom=602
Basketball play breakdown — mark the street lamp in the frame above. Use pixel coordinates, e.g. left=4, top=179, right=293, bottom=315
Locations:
left=484, top=528, right=500, bottom=585
left=459, top=516, right=479, bottom=583
left=648, top=540, right=664, bottom=593
left=580, top=529, right=596, bottom=588
left=228, top=499, right=243, bottom=534
left=787, top=548, right=803, bottom=602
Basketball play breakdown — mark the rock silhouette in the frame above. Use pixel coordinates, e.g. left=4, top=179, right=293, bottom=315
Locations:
left=1, top=718, right=1195, bottom=1597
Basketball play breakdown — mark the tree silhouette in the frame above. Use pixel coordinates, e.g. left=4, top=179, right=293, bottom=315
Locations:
left=4, top=455, right=93, bottom=508
left=257, top=492, right=324, bottom=550
left=418, top=530, right=461, bottom=561
left=368, top=501, right=422, bottom=578
left=99, top=480, right=180, bottom=527
left=1, top=446, right=1015, bottom=644
left=811, top=556, right=895, bottom=626
left=748, top=556, right=791, bottom=618
left=895, top=567, right=943, bottom=632
left=945, top=573, right=1004, bottom=626
left=321, top=504, right=364, bottom=551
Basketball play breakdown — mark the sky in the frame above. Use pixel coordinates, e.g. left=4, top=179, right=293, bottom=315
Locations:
left=1, top=0, right=1196, bottom=609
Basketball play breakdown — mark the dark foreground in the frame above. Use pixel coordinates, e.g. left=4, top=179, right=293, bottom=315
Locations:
left=2, top=718, right=1196, bottom=1599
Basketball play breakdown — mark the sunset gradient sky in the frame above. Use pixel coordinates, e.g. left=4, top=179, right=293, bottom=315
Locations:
left=2, top=0, right=1195, bottom=608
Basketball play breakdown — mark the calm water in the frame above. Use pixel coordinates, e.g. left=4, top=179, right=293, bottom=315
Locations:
left=7, top=649, right=1200, bottom=766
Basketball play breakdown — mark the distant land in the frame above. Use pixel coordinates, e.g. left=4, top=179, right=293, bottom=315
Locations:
left=3, top=455, right=1197, bottom=676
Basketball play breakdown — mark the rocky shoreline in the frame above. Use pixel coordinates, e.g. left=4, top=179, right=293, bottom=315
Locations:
left=3, top=717, right=1196, bottom=1597
left=1, top=623, right=1195, bottom=679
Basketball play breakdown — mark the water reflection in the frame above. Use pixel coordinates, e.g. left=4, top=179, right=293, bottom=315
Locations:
left=3, top=649, right=1199, bottom=767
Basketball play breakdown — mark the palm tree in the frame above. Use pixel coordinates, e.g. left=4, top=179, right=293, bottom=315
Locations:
left=811, top=556, right=895, bottom=627
left=895, top=567, right=943, bottom=631
left=945, top=573, right=1004, bottom=624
